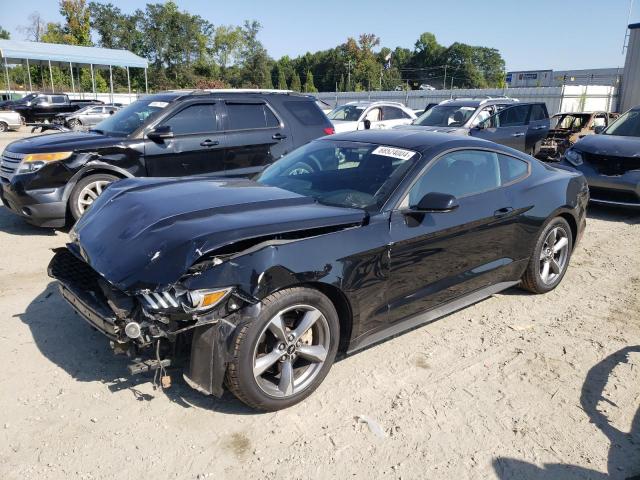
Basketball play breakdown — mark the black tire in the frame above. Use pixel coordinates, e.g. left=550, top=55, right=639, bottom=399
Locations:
left=0, top=121, right=7, bottom=133
left=68, top=119, right=80, bottom=130
left=226, top=287, right=340, bottom=411
left=521, top=217, right=573, bottom=294
left=69, top=173, right=119, bottom=221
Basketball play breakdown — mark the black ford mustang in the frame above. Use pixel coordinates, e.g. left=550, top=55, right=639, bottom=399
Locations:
left=48, top=130, right=588, bottom=411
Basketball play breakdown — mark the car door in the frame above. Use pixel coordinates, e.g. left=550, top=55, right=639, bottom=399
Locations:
left=387, top=148, right=517, bottom=325
left=470, top=104, right=530, bottom=151
left=84, top=107, right=104, bottom=126
left=381, top=105, right=413, bottom=129
left=359, top=107, right=383, bottom=130
left=144, top=101, right=226, bottom=177
left=221, top=100, right=291, bottom=176
left=525, top=103, right=550, bottom=153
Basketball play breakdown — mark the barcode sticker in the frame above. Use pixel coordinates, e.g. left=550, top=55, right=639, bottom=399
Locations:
left=372, top=146, right=416, bottom=160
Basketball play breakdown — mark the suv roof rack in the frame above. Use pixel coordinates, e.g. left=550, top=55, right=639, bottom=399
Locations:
left=167, top=88, right=294, bottom=95
left=345, top=100, right=407, bottom=107
left=439, top=96, right=519, bottom=105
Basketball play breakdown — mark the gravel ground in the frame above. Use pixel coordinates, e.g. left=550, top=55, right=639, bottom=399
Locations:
left=0, top=129, right=639, bottom=479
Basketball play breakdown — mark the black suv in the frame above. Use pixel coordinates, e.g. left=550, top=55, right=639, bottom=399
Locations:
left=0, top=90, right=334, bottom=227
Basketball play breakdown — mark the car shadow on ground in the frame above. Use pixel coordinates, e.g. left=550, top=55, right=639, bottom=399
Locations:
left=587, top=204, right=640, bottom=225
left=0, top=206, right=65, bottom=236
left=493, top=346, right=640, bottom=480
left=17, top=282, right=261, bottom=415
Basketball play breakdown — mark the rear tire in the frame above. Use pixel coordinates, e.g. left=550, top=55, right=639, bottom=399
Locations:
left=69, top=173, right=118, bottom=221
left=0, top=121, right=7, bottom=133
left=226, top=287, right=340, bottom=411
left=521, top=217, right=573, bottom=294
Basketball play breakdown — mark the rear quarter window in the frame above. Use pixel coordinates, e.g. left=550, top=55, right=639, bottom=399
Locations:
left=283, top=100, right=327, bottom=126
left=498, top=153, right=529, bottom=184
left=226, top=103, right=280, bottom=130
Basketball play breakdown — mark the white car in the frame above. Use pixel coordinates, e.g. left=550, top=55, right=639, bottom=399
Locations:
left=328, top=101, right=416, bottom=133
left=0, top=110, right=23, bottom=132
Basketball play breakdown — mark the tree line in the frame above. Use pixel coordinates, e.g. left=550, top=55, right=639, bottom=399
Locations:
left=0, top=0, right=506, bottom=94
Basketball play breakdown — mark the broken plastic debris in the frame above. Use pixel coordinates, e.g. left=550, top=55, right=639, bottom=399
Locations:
left=355, top=415, right=387, bottom=438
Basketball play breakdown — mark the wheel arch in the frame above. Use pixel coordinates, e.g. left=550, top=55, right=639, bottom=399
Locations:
left=62, top=164, right=134, bottom=203
left=557, top=211, right=578, bottom=249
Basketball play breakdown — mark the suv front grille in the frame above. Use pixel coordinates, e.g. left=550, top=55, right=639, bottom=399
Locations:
left=0, top=151, right=25, bottom=180
left=584, top=152, right=640, bottom=176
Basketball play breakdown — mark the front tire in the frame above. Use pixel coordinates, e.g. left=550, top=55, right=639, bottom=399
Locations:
left=226, top=287, right=340, bottom=411
left=0, top=121, right=7, bottom=133
left=69, top=173, right=118, bottom=221
left=521, top=217, right=573, bottom=294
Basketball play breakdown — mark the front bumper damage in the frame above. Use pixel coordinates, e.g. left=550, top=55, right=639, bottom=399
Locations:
left=48, top=247, right=253, bottom=397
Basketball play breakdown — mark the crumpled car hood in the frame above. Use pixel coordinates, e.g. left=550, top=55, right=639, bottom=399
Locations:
left=70, top=176, right=366, bottom=293
left=575, top=134, right=640, bottom=158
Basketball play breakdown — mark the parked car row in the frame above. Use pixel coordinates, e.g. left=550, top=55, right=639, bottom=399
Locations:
left=2, top=87, right=634, bottom=411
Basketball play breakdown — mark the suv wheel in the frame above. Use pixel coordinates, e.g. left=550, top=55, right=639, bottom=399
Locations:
left=0, top=121, right=7, bottom=132
left=226, top=287, right=339, bottom=411
left=69, top=173, right=118, bottom=220
left=521, top=217, right=573, bottom=294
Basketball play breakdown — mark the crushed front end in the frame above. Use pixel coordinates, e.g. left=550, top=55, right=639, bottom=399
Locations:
left=47, top=247, right=252, bottom=397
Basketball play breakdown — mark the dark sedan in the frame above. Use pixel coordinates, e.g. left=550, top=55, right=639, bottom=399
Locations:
left=561, top=106, right=640, bottom=208
left=48, top=130, right=588, bottom=411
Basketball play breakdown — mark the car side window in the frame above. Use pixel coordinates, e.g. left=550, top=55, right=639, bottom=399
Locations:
left=529, top=104, right=548, bottom=121
left=498, top=153, right=529, bottom=184
left=365, top=108, right=381, bottom=122
left=382, top=106, right=409, bottom=120
left=226, top=103, right=280, bottom=130
left=407, top=149, right=501, bottom=205
left=52, top=95, right=66, bottom=104
left=592, top=114, right=607, bottom=129
left=497, top=105, right=530, bottom=127
left=471, top=106, right=495, bottom=127
left=161, top=103, right=217, bottom=135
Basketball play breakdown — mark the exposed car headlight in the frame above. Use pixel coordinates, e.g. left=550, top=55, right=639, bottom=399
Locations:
left=564, top=148, right=583, bottom=167
left=187, top=288, right=233, bottom=312
left=17, top=151, right=73, bottom=173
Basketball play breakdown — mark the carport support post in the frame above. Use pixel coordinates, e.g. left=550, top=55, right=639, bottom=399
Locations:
left=26, top=58, right=32, bottom=92
left=3, top=58, right=10, bottom=96
left=126, top=66, right=131, bottom=102
left=108, top=65, right=113, bottom=104
left=48, top=60, right=54, bottom=93
left=69, top=62, right=75, bottom=95
left=90, top=64, right=96, bottom=100
left=144, top=68, right=148, bottom=94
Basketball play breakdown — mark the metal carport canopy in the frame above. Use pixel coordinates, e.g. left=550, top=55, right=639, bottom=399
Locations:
left=0, top=40, right=148, bottom=68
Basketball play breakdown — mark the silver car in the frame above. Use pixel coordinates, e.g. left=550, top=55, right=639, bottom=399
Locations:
left=0, top=110, right=23, bottom=132
left=55, top=105, right=121, bottom=130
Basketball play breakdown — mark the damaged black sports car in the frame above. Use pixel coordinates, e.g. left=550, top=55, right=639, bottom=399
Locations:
left=49, top=130, right=588, bottom=410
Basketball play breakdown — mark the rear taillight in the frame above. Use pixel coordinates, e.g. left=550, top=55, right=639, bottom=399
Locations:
left=323, top=127, right=335, bottom=135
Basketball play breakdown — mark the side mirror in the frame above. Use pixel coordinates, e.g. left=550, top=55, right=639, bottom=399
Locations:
left=409, top=192, right=459, bottom=212
left=147, top=125, right=174, bottom=142
left=363, top=119, right=371, bottom=130
left=594, top=125, right=605, bottom=134
left=474, top=121, right=487, bottom=130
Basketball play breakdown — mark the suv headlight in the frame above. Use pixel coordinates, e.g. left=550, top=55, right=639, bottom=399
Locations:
left=17, top=151, right=73, bottom=174
left=564, top=148, right=583, bottom=167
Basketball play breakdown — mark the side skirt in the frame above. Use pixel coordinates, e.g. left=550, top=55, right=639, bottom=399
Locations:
left=346, top=281, right=520, bottom=355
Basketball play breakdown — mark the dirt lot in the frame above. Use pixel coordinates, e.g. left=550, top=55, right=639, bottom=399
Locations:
left=0, top=129, right=639, bottom=479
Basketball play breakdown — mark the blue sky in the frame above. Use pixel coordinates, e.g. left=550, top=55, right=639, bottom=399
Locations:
left=1, top=0, right=637, bottom=71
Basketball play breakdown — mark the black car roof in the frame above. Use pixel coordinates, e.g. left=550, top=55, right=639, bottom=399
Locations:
left=319, top=129, right=495, bottom=152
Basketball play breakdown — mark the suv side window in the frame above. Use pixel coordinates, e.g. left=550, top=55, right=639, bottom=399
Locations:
left=407, top=149, right=501, bottom=205
left=284, top=100, right=325, bottom=125
left=161, top=103, right=217, bottom=135
left=382, top=106, right=410, bottom=120
left=52, top=95, right=66, bottom=104
left=497, top=105, right=530, bottom=127
left=498, top=153, right=529, bottom=184
left=529, top=104, right=548, bottom=121
left=226, top=102, right=280, bottom=130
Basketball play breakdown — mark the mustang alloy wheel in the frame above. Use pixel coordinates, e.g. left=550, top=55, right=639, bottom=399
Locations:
left=226, top=287, right=339, bottom=411
left=69, top=173, right=119, bottom=221
left=521, top=217, right=573, bottom=294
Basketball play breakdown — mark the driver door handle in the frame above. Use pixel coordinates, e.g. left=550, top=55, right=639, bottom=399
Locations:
left=511, top=132, right=525, bottom=137
left=272, top=133, right=287, bottom=140
left=200, top=139, right=219, bottom=147
left=494, top=207, right=514, bottom=218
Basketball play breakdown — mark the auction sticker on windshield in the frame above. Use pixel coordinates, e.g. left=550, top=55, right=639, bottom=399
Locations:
left=372, top=146, right=416, bottom=160
left=148, top=101, right=169, bottom=108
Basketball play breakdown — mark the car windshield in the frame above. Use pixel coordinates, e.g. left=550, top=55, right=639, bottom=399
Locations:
left=327, top=105, right=365, bottom=121
left=257, top=140, right=420, bottom=210
left=604, top=110, right=640, bottom=137
left=16, top=93, right=38, bottom=104
left=552, top=114, right=589, bottom=131
left=92, top=98, right=172, bottom=136
left=414, top=105, right=476, bottom=127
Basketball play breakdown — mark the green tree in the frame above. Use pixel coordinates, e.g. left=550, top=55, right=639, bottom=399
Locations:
left=276, top=66, right=288, bottom=90
left=0, top=26, right=10, bottom=39
left=304, top=69, right=317, bottom=92
left=60, top=0, right=91, bottom=45
left=290, top=72, right=301, bottom=92
left=239, top=20, right=272, bottom=88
